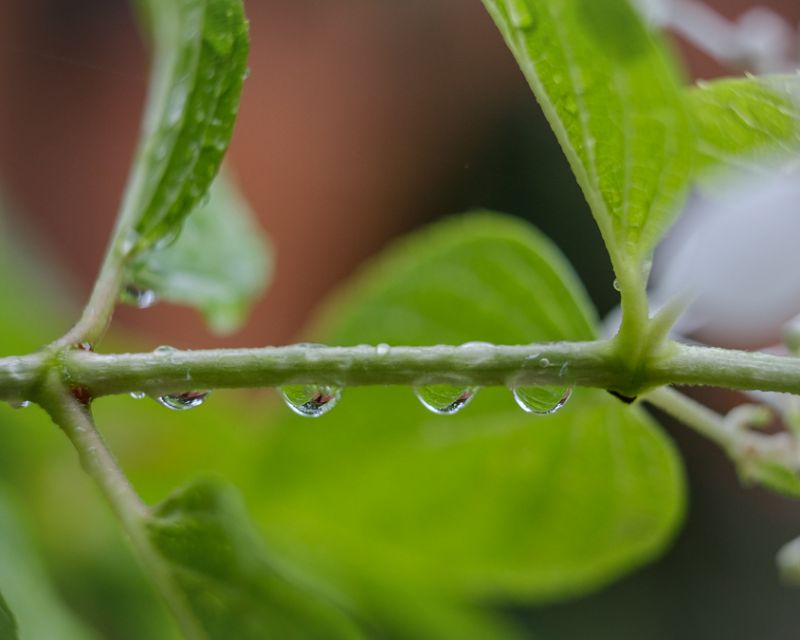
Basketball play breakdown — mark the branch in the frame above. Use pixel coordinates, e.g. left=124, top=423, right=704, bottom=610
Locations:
left=36, top=372, right=205, bottom=640
left=6, top=340, right=800, bottom=403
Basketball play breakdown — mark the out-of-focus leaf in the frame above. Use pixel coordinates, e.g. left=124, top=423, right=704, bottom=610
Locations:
left=117, top=0, right=249, bottom=255
left=686, top=74, right=800, bottom=182
left=127, top=173, right=271, bottom=334
left=0, top=488, right=97, bottom=640
left=252, top=214, right=685, bottom=606
left=0, top=196, right=73, bottom=355
left=481, top=0, right=692, bottom=268
left=0, top=591, right=18, bottom=640
left=144, top=478, right=365, bottom=639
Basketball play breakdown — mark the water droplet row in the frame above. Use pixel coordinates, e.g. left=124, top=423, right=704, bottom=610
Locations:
left=116, top=344, right=572, bottom=418
left=125, top=382, right=571, bottom=418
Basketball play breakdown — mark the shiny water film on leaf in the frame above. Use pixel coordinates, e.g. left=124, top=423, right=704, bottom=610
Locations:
left=118, top=0, right=250, bottom=256
left=481, top=0, right=693, bottom=268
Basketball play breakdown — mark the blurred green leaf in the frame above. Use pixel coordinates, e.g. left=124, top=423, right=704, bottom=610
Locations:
left=685, top=74, right=800, bottom=182
left=144, top=478, right=365, bottom=639
left=0, top=196, right=73, bottom=355
left=127, top=173, right=271, bottom=334
left=481, top=0, right=692, bottom=267
left=252, top=214, right=685, bottom=606
left=0, top=488, right=97, bottom=640
left=119, top=0, right=249, bottom=254
left=0, top=591, right=18, bottom=640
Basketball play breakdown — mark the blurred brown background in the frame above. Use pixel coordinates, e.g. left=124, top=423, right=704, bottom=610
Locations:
left=1, top=0, right=800, bottom=638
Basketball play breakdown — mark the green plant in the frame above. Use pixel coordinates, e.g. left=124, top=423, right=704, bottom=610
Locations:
left=2, top=0, right=800, bottom=637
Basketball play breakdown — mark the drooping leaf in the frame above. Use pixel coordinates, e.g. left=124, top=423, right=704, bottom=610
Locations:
left=481, top=0, right=691, bottom=271
left=685, top=74, right=800, bottom=183
left=116, top=0, right=249, bottom=255
left=0, top=591, right=17, bottom=640
left=0, top=488, right=97, bottom=640
left=252, top=214, right=685, bottom=605
left=126, top=173, right=272, bottom=334
left=144, top=478, right=365, bottom=640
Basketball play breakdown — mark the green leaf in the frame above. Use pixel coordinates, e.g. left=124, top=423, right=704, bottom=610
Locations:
left=481, top=0, right=692, bottom=267
left=685, top=74, right=800, bottom=183
left=144, top=478, right=365, bottom=639
left=126, top=173, right=272, bottom=334
left=0, top=591, right=18, bottom=640
left=0, top=488, right=97, bottom=640
left=253, top=213, right=685, bottom=605
left=118, top=0, right=249, bottom=255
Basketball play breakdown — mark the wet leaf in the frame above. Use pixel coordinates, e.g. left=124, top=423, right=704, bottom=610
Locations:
left=127, top=173, right=271, bottom=334
left=481, top=0, right=692, bottom=269
left=118, top=0, right=249, bottom=255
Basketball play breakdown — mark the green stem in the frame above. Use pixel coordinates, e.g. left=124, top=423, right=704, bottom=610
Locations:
left=59, top=341, right=800, bottom=399
left=37, top=373, right=205, bottom=640
left=65, top=341, right=620, bottom=397
left=643, top=385, right=733, bottom=450
left=52, top=256, right=127, bottom=349
left=7, top=340, right=800, bottom=403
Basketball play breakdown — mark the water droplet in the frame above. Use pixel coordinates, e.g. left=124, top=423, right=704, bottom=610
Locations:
left=613, top=279, right=621, bottom=292
left=512, top=385, right=572, bottom=415
left=460, top=341, right=494, bottom=352
left=120, top=232, right=138, bottom=255
left=9, top=400, right=30, bottom=409
left=280, top=384, right=341, bottom=418
left=157, top=390, right=210, bottom=411
left=130, top=391, right=146, bottom=400
left=154, top=345, right=176, bottom=356
left=76, top=342, right=93, bottom=352
left=508, top=0, right=535, bottom=29
left=121, top=285, right=157, bottom=309
left=539, top=358, right=550, bottom=367
left=376, top=343, right=390, bottom=356
left=414, top=384, right=478, bottom=416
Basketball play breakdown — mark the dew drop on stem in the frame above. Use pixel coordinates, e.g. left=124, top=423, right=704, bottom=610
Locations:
left=130, top=391, right=146, bottom=400
left=512, top=385, right=573, bottom=416
left=157, top=391, right=210, bottom=411
left=8, top=400, right=30, bottom=409
left=121, top=285, right=157, bottom=309
left=280, top=384, right=341, bottom=418
left=154, top=345, right=176, bottom=356
left=414, top=384, right=479, bottom=416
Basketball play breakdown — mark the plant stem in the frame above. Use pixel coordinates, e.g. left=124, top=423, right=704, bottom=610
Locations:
left=5, top=340, right=800, bottom=403
left=643, top=385, right=733, bottom=450
left=37, top=372, right=205, bottom=640
left=53, top=257, right=126, bottom=349
left=64, top=341, right=621, bottom=397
